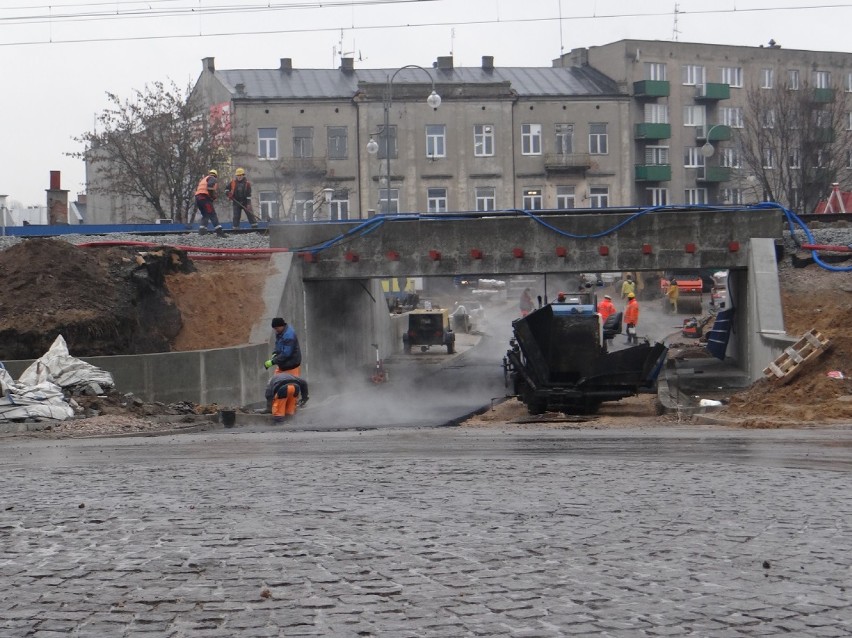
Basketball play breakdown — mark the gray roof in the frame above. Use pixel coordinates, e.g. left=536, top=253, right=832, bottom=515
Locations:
left=216, top=65, right=621, bottom=100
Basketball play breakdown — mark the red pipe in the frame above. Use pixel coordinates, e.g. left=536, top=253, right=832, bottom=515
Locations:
left=801, top=243, right=852, bottom=253
left=77, top=240, right=289, bottom=254
left=192, top=254, right=270, bottom=261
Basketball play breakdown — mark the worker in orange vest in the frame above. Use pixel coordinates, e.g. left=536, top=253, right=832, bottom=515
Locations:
left=194, top=169, right=223, bottom=235
left=597, top=294, right=616, bottom=322
left=624, top=292, right=640, bottom=344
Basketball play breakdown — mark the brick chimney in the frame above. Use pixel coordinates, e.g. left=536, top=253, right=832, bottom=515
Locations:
left=203, top=57, right=215, bottom=72
left=46, top=171, right=69, bottom=225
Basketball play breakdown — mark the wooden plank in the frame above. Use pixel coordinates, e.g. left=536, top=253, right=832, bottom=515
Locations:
left=763, top=329, right=832, bottom=383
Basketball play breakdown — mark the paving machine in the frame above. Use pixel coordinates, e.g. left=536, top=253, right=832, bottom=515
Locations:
left=502, top=292, right=668, bottom=415
left=661, top=272, right=705, bottom=314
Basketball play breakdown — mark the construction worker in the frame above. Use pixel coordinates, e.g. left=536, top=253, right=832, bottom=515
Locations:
left=194, top=169, right=223, bottom=235
left=666, top=279, right=680, bottom=314
left=597, top=294, right=616, bottom=322
left=265, top=317, right=302, bottom=375
left=621, top=274, right=636, bottom=300
left=624, top=292, right=640, bottom=344
left=265, top=365, right=309, bottom=423
left=225, top=168, right=259, bottom=229
left=519, top=288, right=534, bottom=317
left=556, top=291, right=567, bottom=302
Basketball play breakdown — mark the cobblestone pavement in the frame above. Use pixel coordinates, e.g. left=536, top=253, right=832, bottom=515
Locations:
left=1, top=427, right=851, bottom=637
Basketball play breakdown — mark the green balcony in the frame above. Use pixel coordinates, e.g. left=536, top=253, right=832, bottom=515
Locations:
left=814, top=127, right=836, bottom=143
left=697, top=166, right=733, bottom=182
left=633, top=80, right=670, bottom=98
left=635, top=164, right=672, bottom=182
left=634, top=123, right=672, bottom=140
left=695, top=83, right=731, bottom=101
left=813, top=88, right=836, bottom=103
left=696, top=124, right=732, bottom=142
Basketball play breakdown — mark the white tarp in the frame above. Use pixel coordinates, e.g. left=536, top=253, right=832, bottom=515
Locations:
left=0, top=335, right=114, bottom=422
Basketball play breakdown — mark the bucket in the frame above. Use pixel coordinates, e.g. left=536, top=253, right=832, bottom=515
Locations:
left=220, top=409, right=236, bottom=428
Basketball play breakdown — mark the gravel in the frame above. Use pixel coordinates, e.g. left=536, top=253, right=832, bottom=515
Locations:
left=0, top=230, right=275, bottom=252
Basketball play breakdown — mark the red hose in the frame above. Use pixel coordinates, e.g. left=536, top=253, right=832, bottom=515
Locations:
left=192, top=254, right=270, bottom=261
left=801, top=243, right=852, bottom=252
left=77, top=240, right=289, bottom=254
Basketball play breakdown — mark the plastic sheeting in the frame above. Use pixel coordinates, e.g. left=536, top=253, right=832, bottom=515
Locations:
left=0, top=335, right=114, bottom=422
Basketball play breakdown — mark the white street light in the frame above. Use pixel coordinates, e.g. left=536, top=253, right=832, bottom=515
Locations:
left=366, top=64, right=441, bottom=215
left=701, top=124, right=726, bottom=157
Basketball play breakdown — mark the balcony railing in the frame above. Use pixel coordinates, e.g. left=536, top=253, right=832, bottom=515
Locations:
left=544, top=152, right=592, bottom=172
left=813, top=88, right=836, bottom=103
left=695, top=83, right=731, bottom=101
left=633, top=80, right=670, bottom=98
left=697, top=166, right=733, bottom=182
left=634, top=123, right=671, bottom=140
left=277, top=158, right=328, bottom=175
left=695, top=125, right=732, bottom=142
left=635, top=164, right=672, bottom=182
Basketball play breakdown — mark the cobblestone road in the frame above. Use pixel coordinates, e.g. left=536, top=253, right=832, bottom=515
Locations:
left=1, top=427, right=851, bottom=637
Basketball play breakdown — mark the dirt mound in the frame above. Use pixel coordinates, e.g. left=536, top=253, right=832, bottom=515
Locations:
left=0, top=239, right=189, bottom=359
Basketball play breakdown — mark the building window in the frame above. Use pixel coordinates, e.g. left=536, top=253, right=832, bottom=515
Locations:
left=721, top=147, right=741, bottom=169
left=475, top=187, right=496, bottom=211
left=684, top=147, right=705, bottom=168
left=846, top=149, right=852, bottom=169
left=682, top=64, right=705, bottom=86
left=329, top=191, right=350, bottom=221
left=644, top=62, right=667, bottom=81
left=258, top=128, right=278, bottom=160
left=683, top=105, right=706, bottom=127
left=377, top=125, right=397, bottom=159
left=722, top=188, right=743, bottom=205
left=293, top=127, right=313, bottom=158
left=818, top=149, right=829, bottom=168
left=258, top=191, right=279, bottom=220
left=427, top=187, right=448, bottom=213
left=293, top=190, right=314, bottom=221
left=644, top=103, right=669, bottom=124
left=813, top=70, right=831, bottom=89
left=645, top=146, right=669, bottom=165
left=426, top=124, right=446, bottom=158
left=474, top=124, right=494, bottom=157
left=327, top=126, right=348, bottom=160
left=522, top=188, right=543, bottom=210
left=762, top=148, right=774, bottom=169
left=815, top=110, right=831, bottom=127
left=684, top=188, right=708, bottom=205
left=647, top=188, right=669, bottom=206
left=589, top=123, right=608, bottom=154
left=761, top=110, right=775, bottom=129
left=589, top=186, right=609, bottom=208
left=556, top=185, right=575, bottom=209
left=521, top=124, right=542, bottom=155
left=847, top=112, right=852, bottom=131
left=555, top=124, right=574, bottom=154
left=760, top=68, right=774, bottom=89
left=845, top=72, right=852, bottom=93
left=788, top=69, right=800, bottom=91
left=720, top=66, right=742, bottom=87
left=378, top=188, right=400, bottom=214
left=789, top=148, right=801, bottom=169
left=720, top=106, right=744, bottom=128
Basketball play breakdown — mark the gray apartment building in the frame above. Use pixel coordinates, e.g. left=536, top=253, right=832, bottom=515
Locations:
left=85, top=40, right=852, bottom=223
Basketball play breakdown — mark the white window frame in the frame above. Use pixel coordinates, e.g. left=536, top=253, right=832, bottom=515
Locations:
left=761, top=110, right=776, bottom=129
left=474, top=124, right=495, bottom=157
left=644, top=103, right=669, bottom=124
left=589, top=123, right=608, bottom=155
left=327, top=126, right=348, bottom=160
left=684, top=188, right=708, bottom=205
left=720, top=66, right=742, bottom=87
left=293, top=190, right=314, bottom=222
left=682, top=64, right=705, bottom=86
left=258, top=128, right=278, bottom=160
left=721, top=147, right=741, bottom=169
left=330, top=190, right=349, bottom=221
left=556, top=185, right=575, bottom=209
left=258, top=191, right=279, bottom=221
left=378, top=188, right=400, bottom=214
left=522, top=188, right=543, bottom=210
left=847, top=113, right=852, bottom=131
left=846, top=72, right=852, bottom=93
left=589, top=186, right=609, bottom=209
left=720, top=106, right=744, bottom=129
left=645, top=146, right=669, bottom=165
left=647, top=187, right=669, bottom=206
left=789, top=148, right=801, bottom=170
left=292, top=126, right=313, bottom=159
left=645, top=62, right=667, bottom=81
left=555, top=124, right=574, bottom=154
left=684, top=147, right=705, bottom=168
left=788, top=69, right=800, bottom=91
left=813, top=70, right=831, bottom=89
left=426, top=124, right=446, bottom=158
left=521, top=124, right=542, bottom=155
left=762, top=148, right=774, bottom=169
left=846, top=149, right=852, bottom=169
left=760, top=68, right=774, bottom=89
left=427, top=187, right=448, bottom=213
left=475, top=186, right=496, bottom=211
left=722, top=188, right=743, bottom=205
left=683, top=105, right=706, bottom=127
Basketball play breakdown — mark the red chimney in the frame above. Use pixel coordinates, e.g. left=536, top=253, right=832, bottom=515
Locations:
left=50, top=171, right=61, bottom=190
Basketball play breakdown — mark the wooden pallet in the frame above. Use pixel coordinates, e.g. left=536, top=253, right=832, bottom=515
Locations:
left=763, top=329, right=831, bottom=384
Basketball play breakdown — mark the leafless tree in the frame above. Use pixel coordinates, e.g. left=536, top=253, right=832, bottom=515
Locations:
left=738, top=80, right=852, bottom=213
left=70, top=81, right=239, bottom=223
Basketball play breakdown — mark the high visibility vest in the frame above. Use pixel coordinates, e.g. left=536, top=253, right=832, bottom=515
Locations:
left=195, top=175, right=217, bottom=198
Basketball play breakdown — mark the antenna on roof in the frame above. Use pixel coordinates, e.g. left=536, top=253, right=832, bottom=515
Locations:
left=334, top=28, right=354, bottom=67
left=672, top=3, right=681, bottom=42
left=450, top=27, right=455, bottom=56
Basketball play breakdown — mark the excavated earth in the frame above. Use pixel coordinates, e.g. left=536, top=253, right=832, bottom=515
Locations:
left=0, top=237, right=850, bottom=435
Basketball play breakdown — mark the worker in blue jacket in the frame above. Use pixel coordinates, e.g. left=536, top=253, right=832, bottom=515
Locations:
left=265, top=317, right=302, bottom=374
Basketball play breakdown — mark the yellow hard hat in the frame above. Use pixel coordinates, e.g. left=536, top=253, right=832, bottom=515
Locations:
left=235, top=168, right=246, bottom=176
left=208, top=169, right=218, bottom=177
left=628, top=292, right=636, bottom=299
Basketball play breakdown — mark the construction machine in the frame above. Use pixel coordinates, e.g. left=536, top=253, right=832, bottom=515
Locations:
left=661, top=272, right=705, bottom=314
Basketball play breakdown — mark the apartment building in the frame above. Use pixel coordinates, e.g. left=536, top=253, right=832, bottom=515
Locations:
left=561, top=39, right=852, bottom=210
left=188, top=54, right=631, bottom=221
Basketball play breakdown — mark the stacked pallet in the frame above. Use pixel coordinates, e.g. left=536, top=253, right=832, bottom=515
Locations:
left=763, top=329, right=832, bottom=384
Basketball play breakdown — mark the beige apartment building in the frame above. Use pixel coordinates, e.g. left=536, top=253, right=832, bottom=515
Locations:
left=85, top=40, right=852, bottom=223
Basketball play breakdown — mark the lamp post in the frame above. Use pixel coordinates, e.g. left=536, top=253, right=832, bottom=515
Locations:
left=366, top=64, right=441, bottom=214
left=700, top=124, right=726, bottom=158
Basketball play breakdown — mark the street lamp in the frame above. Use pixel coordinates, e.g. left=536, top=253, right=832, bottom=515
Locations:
left=701, top=124, right=727, bottom=157
left=366, top=64, right=441, bottom=214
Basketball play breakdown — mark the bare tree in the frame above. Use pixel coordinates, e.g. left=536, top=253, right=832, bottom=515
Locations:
left=738, top=80, right=852, bottom=213
left=70, top=81, right=237, bottom=223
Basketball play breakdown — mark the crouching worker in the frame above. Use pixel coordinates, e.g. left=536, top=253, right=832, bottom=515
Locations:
left=265, top=366, right=310, bottom=423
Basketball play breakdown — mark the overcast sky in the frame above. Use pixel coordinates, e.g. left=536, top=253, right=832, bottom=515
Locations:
left=4, top=0, right=852, bottom=207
